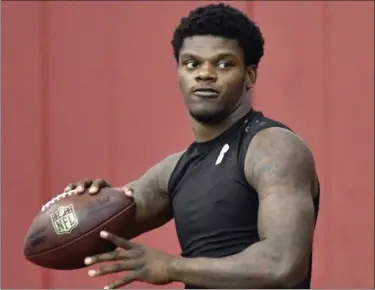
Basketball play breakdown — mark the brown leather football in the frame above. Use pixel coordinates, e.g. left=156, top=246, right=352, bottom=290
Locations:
left=23, top=187, right=136, bottom=270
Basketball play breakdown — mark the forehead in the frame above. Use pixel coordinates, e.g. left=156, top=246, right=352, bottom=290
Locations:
left=179, top=35, right=243, bottom=59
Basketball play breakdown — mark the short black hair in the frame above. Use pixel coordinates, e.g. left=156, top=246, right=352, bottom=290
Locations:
left=171, top=3, right=265, bottom=67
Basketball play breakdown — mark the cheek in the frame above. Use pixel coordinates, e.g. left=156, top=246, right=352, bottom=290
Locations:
left=222, top=73, right=246, bottom=92
left=177, top=73, right=190, bottom=95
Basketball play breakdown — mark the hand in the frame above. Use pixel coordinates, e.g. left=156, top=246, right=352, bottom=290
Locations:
left=64, top=179, right=133, bottom=198
left=85, top=231, right=175, bottom=289
left=64, top=178, right=111, bottom=195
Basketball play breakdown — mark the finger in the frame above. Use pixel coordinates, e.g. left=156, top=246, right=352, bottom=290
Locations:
left=100, top=231, right=138, bottom=249
left=88, top=260, right=142, bottom=277
left=104, top=271, right=141, bottom=289
left=88, top=179, right=110, bottom=195
left=115, top=186, right=134, bottom=198
left=76, top=179, right=93, bottom=194
left=85, top=249, right=124, bottom=265
left=121, top=249, right=143, bottom=259
left=123, top=187, right=134, bottom=198
left=88, top=261, right=125, bottom=277
left=85, top=249, right=141, bottom=266
left=64, top=183, right=76, bottom=192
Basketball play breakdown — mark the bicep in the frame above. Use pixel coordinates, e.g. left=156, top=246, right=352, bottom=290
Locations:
left=257, top=185, right=315, bottom=255
left=245, top=128, right=317, bottom=278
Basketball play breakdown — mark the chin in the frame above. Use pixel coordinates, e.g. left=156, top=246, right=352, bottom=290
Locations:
left=189, top=109, right=228, bottom=124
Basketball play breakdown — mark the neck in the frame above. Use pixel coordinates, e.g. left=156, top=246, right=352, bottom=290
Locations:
left=192, top=102, right=251, bottom=143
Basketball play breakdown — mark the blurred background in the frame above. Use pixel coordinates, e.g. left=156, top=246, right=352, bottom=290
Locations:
left=1, top=1, right=374, bottom=289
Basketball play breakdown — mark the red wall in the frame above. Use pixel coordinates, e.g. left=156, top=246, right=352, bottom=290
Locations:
left=2, top=1, right=373, bottom=288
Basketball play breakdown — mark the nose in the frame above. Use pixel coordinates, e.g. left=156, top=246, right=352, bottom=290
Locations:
left=195, top=62, right=217, bottom=82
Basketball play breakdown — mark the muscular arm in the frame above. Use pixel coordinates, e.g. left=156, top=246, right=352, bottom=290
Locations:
left=119, top=151, right=184, bottom=240
left=169, top=128, right=318, bottom=288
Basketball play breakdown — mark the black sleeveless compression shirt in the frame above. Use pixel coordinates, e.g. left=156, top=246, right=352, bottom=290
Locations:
left=168, top=110, right=320, bottom=289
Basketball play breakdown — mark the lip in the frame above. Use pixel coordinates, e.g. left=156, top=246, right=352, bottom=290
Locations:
left=192, top=87, right=220, bottom=98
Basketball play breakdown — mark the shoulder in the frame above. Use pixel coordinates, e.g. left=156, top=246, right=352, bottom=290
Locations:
left=154, top=151, right=186, bottom=192
left=244, top=127, right=316, bottom=191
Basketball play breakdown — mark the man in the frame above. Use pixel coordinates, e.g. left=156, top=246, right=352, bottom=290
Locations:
left=64, top=3, right=320, bottom=289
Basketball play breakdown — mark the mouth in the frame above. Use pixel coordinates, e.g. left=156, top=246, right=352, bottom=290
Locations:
left=192, top=87, right=220, bottom=98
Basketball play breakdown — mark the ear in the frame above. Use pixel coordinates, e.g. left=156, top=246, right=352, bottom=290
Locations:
left=245, top=65, right=257, bottom=91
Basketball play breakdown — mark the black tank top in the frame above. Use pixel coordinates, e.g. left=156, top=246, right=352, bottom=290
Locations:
left=168, top=110, right=320, bottom=289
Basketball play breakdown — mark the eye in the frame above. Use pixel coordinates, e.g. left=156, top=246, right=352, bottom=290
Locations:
left=217, top=61, right=233, bottom=69
left=185, top=60, right=199, bottom=70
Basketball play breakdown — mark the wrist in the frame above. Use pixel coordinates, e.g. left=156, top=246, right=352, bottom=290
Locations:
left=168, top=256, right=187, bottom=282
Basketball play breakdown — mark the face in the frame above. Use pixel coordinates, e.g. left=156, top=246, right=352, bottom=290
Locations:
left=178, top=35, right=256, bottom=124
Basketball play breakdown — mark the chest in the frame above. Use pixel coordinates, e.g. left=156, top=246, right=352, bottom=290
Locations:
left=170, top=144, right=259, bottom=240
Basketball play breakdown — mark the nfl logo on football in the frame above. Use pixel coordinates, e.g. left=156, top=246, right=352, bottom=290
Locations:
left=50, top=204, right=79, bottom=235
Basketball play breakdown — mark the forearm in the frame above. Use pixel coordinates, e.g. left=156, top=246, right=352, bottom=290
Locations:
left=118, top=182, right=173, bottom=240
left=118, top=151, right=182, bottom=239
left=169, top=241, right=286, bottom=289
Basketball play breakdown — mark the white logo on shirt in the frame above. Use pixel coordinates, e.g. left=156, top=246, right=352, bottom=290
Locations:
left=215, top=144, right=230, bottom=165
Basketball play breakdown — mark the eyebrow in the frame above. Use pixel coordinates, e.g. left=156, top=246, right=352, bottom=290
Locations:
left=180, top=52, right=239, bottom=60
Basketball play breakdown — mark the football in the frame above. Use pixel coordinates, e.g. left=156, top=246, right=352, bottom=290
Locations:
left=23, top=187, right=136, bottom=270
